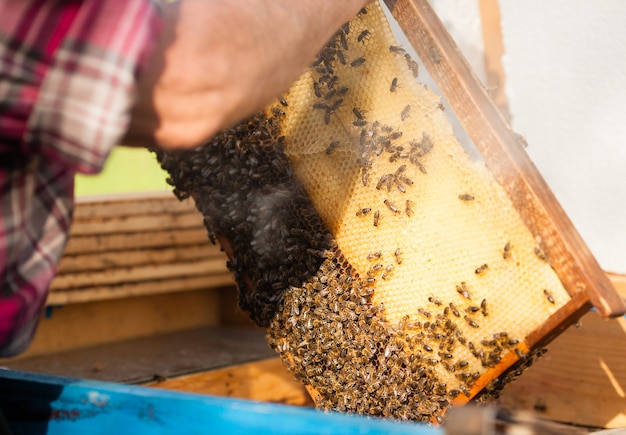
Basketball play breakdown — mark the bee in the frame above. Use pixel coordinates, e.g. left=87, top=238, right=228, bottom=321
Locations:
left=480, top=298, right=488, bottom=316
left=323, top=110, right=331, bottom=124
left=356, top=207, right=372, bottom=217
left=353, top=107, right=365, bottom=120
left=313, top=81, right=323, bottom=98
left=271, top=107, right=285, bottom=117
left=404, top=200, right=414, bottom=217
left=456, top=282, right=471, bottom=299
left=327, top=75, right=339, bottom=89
left=152, top=373, right=167, bottom=383
left=464, top=316, right=479, bottom=328
left=377, top=174, right=393, bottom=191
left=394, top=248, right=402, bottom=264
left=357, top=29, right=370, bottom=43
left=458, top=193, right=475, bottom=201
left=329, top=98, right=343, bottom=112
left=370, top=263, right=383, bottom=272
left=337, top=85, right=349, bottom=96
left=313, top=102, right=328, bottom=110
left=503, top=241, right=511, bottom=259
left=353, top=120, right=367, bottom=127
left=475, top=263, right=488, bottom=274
left=418, top=307, right=431, bottom=319
left=401, top=104, right=411, bottom=121
left=543, top=289, right=555, bottom=304
left=389, top=131, right=403, bottom=140
left=399, top=172, right=413, bottom=185
left=428, top=296, right=442, bottom=306
left=315, top=65, right=331, bottom=75
left=324, top=88, right=337, bottom=100
left=465, top=306, right=480, bottom=313
left=406, top=56, right=419, bottom=77
left=390, top=77, right=399, bottom=92
left=358, top=287, right=374, bottom=298
left=382, top=264, right=394, bottom=280
left=535, top=246, right=549, bottom=262
left=373, top=210, right=380, bottom=227
left=361, top=166, right=370, bottom=186
left=350, top=57, right=366, bottom=67
left=449, top=303, right=460, bottom=317
left=384, top=199, right=399, bottom=213
left=424, top=344, right=433, bottom=352
left=336, top=50, right=347, bottom=65
left=515, top=132, right=529, bottom=148
left=279, top=98, right=288, bottom=107
left=389, top=45, right=406, bottom=54
left=325, top=140, right=340, bottom=155
left=429, top=46, right=441, bottom=64
left=339, top=31, right=348, bottom=51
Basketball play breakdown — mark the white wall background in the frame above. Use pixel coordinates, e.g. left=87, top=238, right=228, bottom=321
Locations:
left=499, top=0, right=626, bottom=273
left=388, top=0, right=626, bottom=274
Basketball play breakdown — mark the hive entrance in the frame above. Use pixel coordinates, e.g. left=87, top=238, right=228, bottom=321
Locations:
left=155, top=0, right=624, bottom=424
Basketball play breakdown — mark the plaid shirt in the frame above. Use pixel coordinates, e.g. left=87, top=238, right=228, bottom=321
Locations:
left=0, top=0, right=161, bottom=356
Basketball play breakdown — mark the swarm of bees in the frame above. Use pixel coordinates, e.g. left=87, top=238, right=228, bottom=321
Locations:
left=154, top=111, right=331, bottom=327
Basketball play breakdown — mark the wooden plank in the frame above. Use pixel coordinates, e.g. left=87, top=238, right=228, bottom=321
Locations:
left=69, top=212, right=202, bottom=236
left=608, top=272, right=626, bottom=298
left=63, top=227, right=210, bottom=255
left=73, top=192, right=194, bottom=219
left=57, top=244, right=225, bottom=274
left=383, top=0, right=625, bottom=317
left=146, top=358, right=313, bottom=407
left=7, top=290, right=222, bottom=360
left=47, top=274, right=234, bottom=305
left=478, top=0, right=511, bottom=122
left=498, top=310, right=626, bottom=429
left=4, top=327, right=272, bottom=383
left=50, top=258, right=229, bottom=290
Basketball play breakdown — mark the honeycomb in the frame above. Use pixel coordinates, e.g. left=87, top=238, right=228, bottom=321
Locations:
left=156, top=2, right=570, bottom=424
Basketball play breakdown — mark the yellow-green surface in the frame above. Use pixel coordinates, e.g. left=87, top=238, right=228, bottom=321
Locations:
left=75, top=147, right=170, bottom=196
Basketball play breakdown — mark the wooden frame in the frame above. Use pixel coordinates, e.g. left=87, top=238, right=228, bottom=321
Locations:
left=380, top=0, right=625, bottom=411
left=49, top=193, right=232, bottom=305
left=383, top=0, right=624, bottom=319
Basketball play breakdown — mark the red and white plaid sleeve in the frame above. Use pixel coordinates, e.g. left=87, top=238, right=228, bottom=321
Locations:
left=0, top=0, right=162, bottom=356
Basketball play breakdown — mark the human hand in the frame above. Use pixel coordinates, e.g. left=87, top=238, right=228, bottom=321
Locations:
left=124, top=0, right=371, bottom=149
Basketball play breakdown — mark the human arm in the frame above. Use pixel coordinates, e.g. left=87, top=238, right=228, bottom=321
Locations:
left=123, top=0, right=371, bottom=149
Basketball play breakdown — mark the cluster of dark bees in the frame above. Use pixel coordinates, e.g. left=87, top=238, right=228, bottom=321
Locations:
left=155, top=6, right=544, bottom=423
left=153, top=111, right=333, bottom=326
left=310, top=21, right=353, bottom=126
